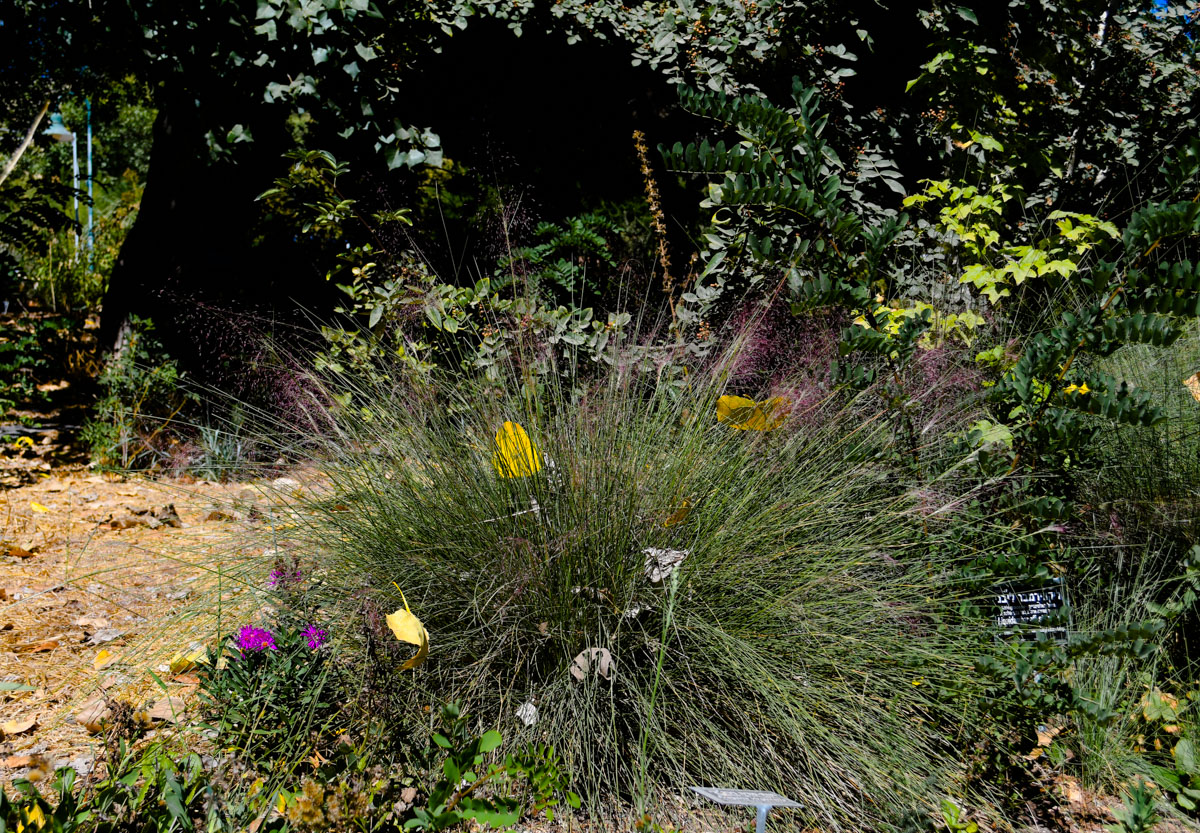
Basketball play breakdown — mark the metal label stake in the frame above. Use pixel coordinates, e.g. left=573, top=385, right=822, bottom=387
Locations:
left=689, top=786, right=800, bottom=833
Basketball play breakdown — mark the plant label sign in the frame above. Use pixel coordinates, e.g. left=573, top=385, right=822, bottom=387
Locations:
left=689, top=787, right=800, bottom=808
left=993, top=578, right=1069, bottom=643
left=690, top=787, right=800, bottom=833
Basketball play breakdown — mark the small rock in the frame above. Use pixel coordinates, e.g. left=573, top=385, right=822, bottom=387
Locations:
left=107, top=514, right=146, bottom=530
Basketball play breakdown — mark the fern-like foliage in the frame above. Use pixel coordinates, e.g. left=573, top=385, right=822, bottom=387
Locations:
left=0, top=180, right=81, bottom=262
left=662, top=79, right=924, bottom=401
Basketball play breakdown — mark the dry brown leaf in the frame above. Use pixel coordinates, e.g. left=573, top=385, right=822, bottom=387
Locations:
left=15, top=638, right=60, bottom=653
left=569, top=647, right=613, bottom=682
left=75, top=616, right=110, bottom=630
left=145, top=696, right=187, bottom=724
left=1036, top=724, right=1062, bottom=747
left=1, top=543, right=36, bottom=559
left=1058, top=775, right=1084, bottom=805
left=1184, top=372, right=1200, bottom=402
left=1, top=715, right=37, bottom=735
left=75, top=697, right=110, bottom=734
left=1, top=755, right=33, bottom=768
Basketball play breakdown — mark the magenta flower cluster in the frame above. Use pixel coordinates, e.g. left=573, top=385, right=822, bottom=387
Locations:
left=302, top=624, right=329, bottom=650
left=236, top=626, right=278, bottom=653
left=268, top=567, right=303, bottom=588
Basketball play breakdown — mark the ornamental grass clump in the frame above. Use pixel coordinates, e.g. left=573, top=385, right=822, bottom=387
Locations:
left=264, top=347, right=995, bottom=829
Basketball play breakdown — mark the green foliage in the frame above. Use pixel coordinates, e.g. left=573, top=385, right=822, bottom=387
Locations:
left=406, top=702, right=578, bottom=831
left=662, top=79, right=884, bottom=329
left=499, top=212, right=619, bottom=301
left=938, top=799, right=978, bottom=833
left=80, top=316, right=197, bottom=469
left=906, top=3, right=1200, bottom=211
left=256, top=150, right=637, bottom=386
left=1106, top=783, right=1159, bottom=833
left=986, top=195, right=1200, bottom=487
left=0, top=744, right=284, bottom=833
left=0, top=314, right=68, bottom=415
left=197, top=626, right=335, bottom=764
left=903, top=180, right=1119, bottom=305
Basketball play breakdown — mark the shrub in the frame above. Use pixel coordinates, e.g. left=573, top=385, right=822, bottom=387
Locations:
left=249, top=342, right=1005, bottom=830
left=80, top=315, right=196, bottom=469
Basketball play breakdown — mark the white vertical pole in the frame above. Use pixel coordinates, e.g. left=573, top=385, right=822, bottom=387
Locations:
left=86, top=99, right=94, bottom=264
left=71, top=132, right=80, bottom=259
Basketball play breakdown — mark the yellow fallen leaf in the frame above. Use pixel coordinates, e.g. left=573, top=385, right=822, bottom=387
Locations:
left=1184, top=372, right=1200, bottom=402
left=93, top=649, right=117, bottom=670
left=169, top=646, right=206, bottom=675
left=13, top=436, right=34, bottom=449
left=716, top=395, right=789, bottom=431
left=492, top=421, right=542, bottom=478
left=387, top=583, right=429, bottom=670
left=1, top=715, right=37, bottom=735
left=29, top=502, right=48, bottom=513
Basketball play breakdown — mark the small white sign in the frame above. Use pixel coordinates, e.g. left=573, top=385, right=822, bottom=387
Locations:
left=689, top=786, right=800, bottom=808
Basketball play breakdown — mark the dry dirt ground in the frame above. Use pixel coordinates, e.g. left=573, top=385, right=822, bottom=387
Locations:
left=0, top=461, right=277, bottom=783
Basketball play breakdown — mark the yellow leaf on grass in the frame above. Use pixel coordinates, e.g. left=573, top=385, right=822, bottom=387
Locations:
left=492, top=421, right=542, bottom=478
left=663, top=499, right=692, bottom=528
left=169, top=646, right=206, bottom=675
left=716, top=395, right=790, bottom=431
left=29, top=502, right=48, bottom=513
left=93, top=649, right=117, bottom=670
left=13, top=436, right=34, bottom=449
left=1184, top=372, right=1200, bottom=402
left=387, top=583, right=429, bottom=670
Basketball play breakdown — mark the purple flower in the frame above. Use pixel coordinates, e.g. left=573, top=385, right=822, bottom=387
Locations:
left=302, top=624, right=328, bottom=650
left=236, top=626, right=278, bottom=653
left=268, top=567, right=303, bottom=588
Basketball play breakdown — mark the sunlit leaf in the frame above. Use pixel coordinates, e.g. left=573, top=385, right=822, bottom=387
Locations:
left=716, top=395, right=789, bottom=430
left=492, top=421, right=543, bottom=478
left=387, top=582, right=429, bottom=670
left=1184, top=372, right=1200, bottom=402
